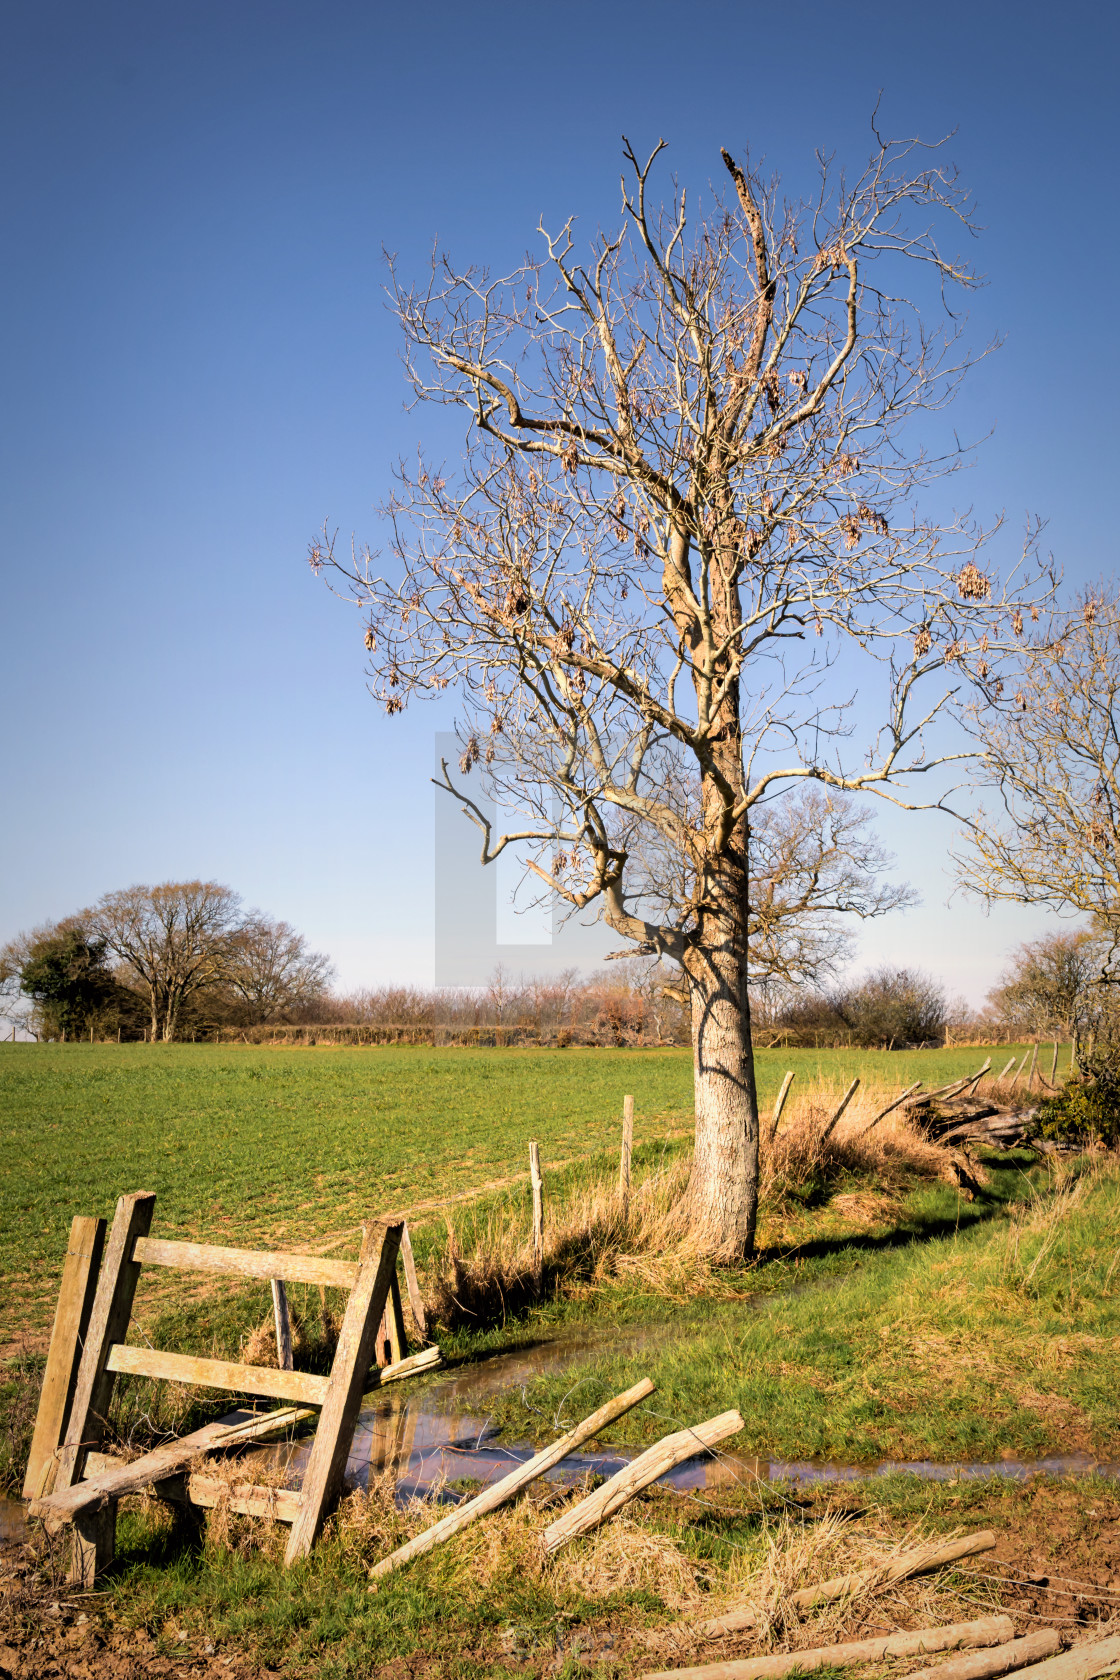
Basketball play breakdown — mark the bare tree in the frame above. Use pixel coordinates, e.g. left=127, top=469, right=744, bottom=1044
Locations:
left=986, top=930, right=1105, bottom=1046
left=958, top=585, right=1120, bottom=980
left=88, top=880, right=242, bottom=1042
left=225, top=916, right=334, bottom=1024
left=315, top=134, right=1043, bottom=1256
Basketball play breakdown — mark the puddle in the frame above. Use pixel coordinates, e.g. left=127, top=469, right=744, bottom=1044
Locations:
left=238, top=1328, right=1120, bottom=1504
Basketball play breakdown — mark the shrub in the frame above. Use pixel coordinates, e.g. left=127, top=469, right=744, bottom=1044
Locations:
left=1031, top=1046, right=1120, bottom=1148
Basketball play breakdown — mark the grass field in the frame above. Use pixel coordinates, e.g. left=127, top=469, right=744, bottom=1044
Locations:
left=0, top=1040, right=1044, bottom=1354
left=1, top=1040, right=1115, bottom=1680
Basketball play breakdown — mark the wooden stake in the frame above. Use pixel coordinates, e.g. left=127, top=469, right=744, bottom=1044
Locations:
left=529, top=1141, right=544, bottom=1284
left=54, top=1190, right=156, bottom=1493
left=284, top=1220, right=403, bottom=1564
left=767, top=1073, right=795, bottom=1144
left=371, top=1376, right=656, bottom=1577
left=818, top=1078, right=859, bottom=1143
left=271, top=1279, right=294, bottom=1371
left=1026, top=1042, right=1039, bottom=1092
left=858, top=1082, right=922, bottom=1138
left=24, top=1215, right=106, bottom=1500
left=620, top=1095, right=634, bottom=1205
left=1011, top=1051, right=1030, bottom=1090
left=542, top=1409, right=743, bottom=1554
left=69, top=1503, right=116, bottom=1588
left=642, top=1615, right=1014, bottom=1680
left=1049, top=1041, right=1059, bottom=1085
left=997, top=1056, right=1018, bottom=1082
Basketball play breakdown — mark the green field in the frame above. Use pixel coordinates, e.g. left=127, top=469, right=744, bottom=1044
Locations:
left=0, top=1040, right=1032, bottom=1352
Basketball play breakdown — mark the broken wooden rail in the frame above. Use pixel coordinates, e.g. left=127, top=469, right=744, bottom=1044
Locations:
left=643, top=1615, right=1016, bottom=1680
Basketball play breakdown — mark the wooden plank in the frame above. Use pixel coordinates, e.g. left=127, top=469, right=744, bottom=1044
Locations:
left=34, top=1419, right=234, bottom=1521
left=106, top=1344, right=329, bottom=1406
left=171, top=1473, right=301, bottom=1524
left=642, top=1615, right=1015, bottom=1680
left=284, top=1220, right=404, bottom=1564
left=543, top=1410, right=744, bottom=1554
left=54, top=1190, right=156, bottom=1492
left=271, top=1279, right=294, bottom=1370
left=385, top=1270, right=407, bottom=1363
left=365, top=1345, right=441, bottom=1388
left=133, top=1236, right=358, bottom=1289
left=906, top=1632, right=1062, bottom=1680
left=23, top=1215, right=107, bottom=1499
left=399, top=1222, right=428, bottom=1340
left=372, top=1376, right=656, bottom=1578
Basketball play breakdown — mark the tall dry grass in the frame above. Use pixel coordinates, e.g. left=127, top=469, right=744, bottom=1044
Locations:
left=422, top=1079, right=955, bottom=1332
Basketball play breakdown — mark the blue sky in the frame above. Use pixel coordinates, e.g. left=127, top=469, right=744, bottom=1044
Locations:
left=2, top=0, right=1116, bottom=1003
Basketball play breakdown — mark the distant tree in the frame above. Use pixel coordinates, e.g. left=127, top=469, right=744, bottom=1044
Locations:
left=834, top=965, right=947, bottom=1047
left=224, top=916, right=334, bottom=1024
left=959, top=586, right=1120, bottom=978
left=987, top=930, right=1104, bottom=1046
left=88, top=881, right=243, bottom=1042
left=314, top=136, right=1042, bottom=1255
left=0, top=921, right=121, bottom=1040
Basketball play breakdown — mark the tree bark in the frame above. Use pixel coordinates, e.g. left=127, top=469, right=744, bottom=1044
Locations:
left=683, top=844, right=760, bottom=1259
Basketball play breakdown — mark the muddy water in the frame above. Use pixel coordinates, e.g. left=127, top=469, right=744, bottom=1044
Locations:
left=247, top=1329, right=1120, bottom=1503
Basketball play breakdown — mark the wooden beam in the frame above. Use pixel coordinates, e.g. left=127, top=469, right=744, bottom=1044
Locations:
left=372, top=1376, right=656, bottom=1578
left=133, top=1237, right=358, bottom=1289
left=271, top=1279, right=294, bottom=1370
left=166, top=1472, right=301, bottom=1524
left=398, top=1222, right=428, bottom=1341
left=543, top=1410, right=744, bottom=1554
left=641, top=1616, right=1015, bottom=1680
left=105, top=1344, right=330, bottom=1406
left=24, top=1215, right=106, bottom=1499
left=70, top=1503, right=116, bottom=1588
left=906, top=1632, right=1062, bottom=1680
left=54, top=1190, right=156, bottom=1492
left=33, top=1418, right=236, bottom=1522
left=284, top=1221, right=404, bottom=1565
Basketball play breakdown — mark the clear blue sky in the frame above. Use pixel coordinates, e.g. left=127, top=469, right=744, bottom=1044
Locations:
left=2, top=0, right=1116, bottom=1003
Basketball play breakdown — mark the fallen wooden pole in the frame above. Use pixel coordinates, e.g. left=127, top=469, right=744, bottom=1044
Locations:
left=693, top=1530, right=996, bottom=1636
left=767, top=1073, right=795, bottom=1145
left=906, top=1631, right=1062, bottom=1680
left=370, top=1376, right=656, bottom=1578
left=642, top=1614, right=1015, bottom=1680
left=819, top=1079, right=860, bottom=1143
left=858, top=1082, right=923, bottom=1138
left=366, top=1344, right=441, bottom=1388
left=543, top=1409, right=744, bottom=1555
left=1008, top=1636, right=1120, bottom=1680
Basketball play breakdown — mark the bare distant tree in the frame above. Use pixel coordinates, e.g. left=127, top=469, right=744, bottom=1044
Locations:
left=88, top=881, right=242, bottom=1042
left=225, top=916, right=334, bottom=1024
left=315, top=134, right=1044, bottom=1256
left=958, top=586, right=1120, bottom=981
left=987, top=930, right=1104, bottom=1046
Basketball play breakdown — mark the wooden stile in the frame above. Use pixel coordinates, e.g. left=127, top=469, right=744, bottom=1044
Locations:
left=23, top=1215, right=106, bottom=1500
left=54, top=1190, right=156, bottom=1493
left=285, top=1220, right=404, bottom=1564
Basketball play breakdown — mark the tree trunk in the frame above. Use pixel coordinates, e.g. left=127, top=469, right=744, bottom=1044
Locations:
left=683, top=852, right=760, bottom=1259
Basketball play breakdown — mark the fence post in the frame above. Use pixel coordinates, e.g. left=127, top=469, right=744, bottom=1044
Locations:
left=529, top=1141, right=544, bottom=1286
left=620, top=1096, right=633, bottom=1209
left=271, top=1279, right=294, bottom=1370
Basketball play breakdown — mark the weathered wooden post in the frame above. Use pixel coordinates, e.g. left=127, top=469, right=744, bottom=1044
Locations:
left=1049, top=1041, right=1060, bottom=1085
left=619, top=1096, right=633, bottom=1209
left=1026, top=1042, right=1039, bottom=1092
left=271, top=1279, right=293, bottom=1371
left=767, top=1071, right=795, bottom=1144
left=529, top=1141, right=544, bottom=1285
